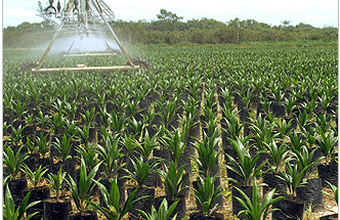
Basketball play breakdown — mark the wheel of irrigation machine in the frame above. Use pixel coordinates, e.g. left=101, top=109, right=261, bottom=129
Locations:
left=18, top=61, right=40, bottom=75
left=127, top=57, right=152, bottom=73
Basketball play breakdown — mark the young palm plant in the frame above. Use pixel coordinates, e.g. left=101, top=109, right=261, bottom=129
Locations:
left=138, top=198, right=180, bottom=220
left=316, top=130, right=338, bottom=165
left=192, top=129, right=221, bottom=178
left=46, top=167, right=67, bottom=202
left=225, top=137, right=264, bottom=187
left=23, top=164, right=48, bottom=189
left=263, top=141, right=289, bottom=174
left=53, top=134, right=73, bottom=164
left=89, top=178, right=147, bottom=220
left=160, top=128, right=186, bottom=168
left=3, top=185, right=41, bottom=220
left=234, top=180, right=284, bottom=220
left=35, top=132, right=50, bottom=159
left=67, top=158, right=102, bottom=216
left=191, top=175, right=223, bottom=218
left=124, top=156, right=159, bottom=188
left=278, top=162, right=308, bottom=199
left=97, top=134, right=125, bottom=179
left=157, top=161, right=186, bottom=201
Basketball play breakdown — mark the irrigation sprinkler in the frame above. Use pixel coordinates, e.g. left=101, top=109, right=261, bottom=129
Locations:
left=19, top=0, right=151, bottom=74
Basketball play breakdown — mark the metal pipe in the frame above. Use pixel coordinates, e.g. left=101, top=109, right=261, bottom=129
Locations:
left=32, top=65, right=139, bottom=73
left=91, top=0, right=134, bottom=66
left=36, top=22, right=65, bottom=69
left=67, top=39, right=76, bottom=53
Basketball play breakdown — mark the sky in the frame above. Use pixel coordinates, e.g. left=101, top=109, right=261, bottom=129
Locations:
left=2, top=0, right=339, bottom=28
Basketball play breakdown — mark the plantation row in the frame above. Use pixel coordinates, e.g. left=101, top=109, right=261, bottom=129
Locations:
left=3, top=47, right=338, bottom=220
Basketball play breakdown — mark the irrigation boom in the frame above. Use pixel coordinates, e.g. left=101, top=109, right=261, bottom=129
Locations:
left=19, top=0, right=151, bottom=74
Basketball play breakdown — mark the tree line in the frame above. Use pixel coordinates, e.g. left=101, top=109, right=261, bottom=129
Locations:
left=3, top=9, right=338, bottom=47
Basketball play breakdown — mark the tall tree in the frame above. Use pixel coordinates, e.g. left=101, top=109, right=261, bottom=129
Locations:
left=157, top=9, right=183, bottom=22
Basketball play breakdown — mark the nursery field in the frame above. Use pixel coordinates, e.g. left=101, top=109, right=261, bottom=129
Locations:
left=3, top=46, right=338, bottom=220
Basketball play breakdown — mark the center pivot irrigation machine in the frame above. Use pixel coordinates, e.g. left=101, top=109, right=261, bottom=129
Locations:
left=19, top=0, right=151, bottom=74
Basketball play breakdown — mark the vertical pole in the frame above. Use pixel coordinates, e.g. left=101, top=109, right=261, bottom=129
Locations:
left=92, top=0, right=134, bottom=67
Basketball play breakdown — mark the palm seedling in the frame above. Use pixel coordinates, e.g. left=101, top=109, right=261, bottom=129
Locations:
left=96, top=93, right=109, bottom=114
left=126, top=99, right=143, bottom=119
left=81, top=96, right=94, bottom=110
left=271, top=86, right=285, bottom=106
left=124, top=156, right=159, bottom=188
left=9, top=125, right=25, bottom=149
left=263, top=140, right=290, bottom=174
left=259, top=93, right=272, bottom=114
left=12, top=99, right=28, bottom=121
left=283, top=96, right=297, bottom=118
left=288, top=132, right=305, bottom=152
left=24, top=113, right=34, bottom=127
left=136, top=128, right=159, bottom=160
left=237, top=88, right=255, bottom=112
left=157, top=98, right=180, bottom=130
left=3, top=185, right=41, bottom=220
left=43, top=95, right=54, bottom=113
left=3, top=122, right=11, bottom=136
left=78, top=125, right=90, bottom=148
left=221, top=106, right=243, bottom=140
left=52, top=98, right=67, bottom=115
left=128, top=116, right=146, bottom=140
left=298, top=146, right=324, bottom=181
left=81, top=106, right=97, bottom=128
left=23, top=164, right=48, bottom=188
left=316, top=112, right=332, bottom=134
left=64, top=100, right=78, bottom=122
left=265, top=111, right=276, bottom=124
left=76, top=142, right=98, bottom=172
left=111, top=110, right=127, bottom=135
left=275, top=118, right=292, bottom=138
left=301, top=99, right=316, bottom=115
left=181, top=112, right=199, bottom=140
left=50, top=111, right=66, bottom=135
left=26, top=136, right=38, bottom=155
left=67, top=158, right=102, bottom=216
left=318, top=92, right=332, bottom=113
left=35, top=110, right=51, bottom=131
left=112, top=93, right=128, bottom=115
left=296, top=110, right=311, bottom=130
left=89, top=178, right=147, bottom=220
left=160, top=128, right=186, bottom=168
left=65, top=119, right=78, bottom=137
left=46, top=167, right=67, bottom=202
left=3, top=145, right=29, bottom=181
left=138, top=198, right=180, bottom=220
left=191, top=175, right=222, bottom=217
left=35, top=132, right=50, bottom=159
left=157, top=161, right=186, bottom=201
left=234, top=180, right=284, bottom=220
left=97, top=134, right=125, bottom=179
left=192, top=128, right=221, bottom=178
left=278, top=162, right=308, bottom=199
left=316, top=130, right=338, bottom=165
left=27, top=80, right=42, bottom=110
left=204, top=88, right=217, bottom=111
left=3, top=93, right=13, bottom=120
left=225, top=137, right=265, bottom=187
left=249, top=114, right=277, bottom=151
left=53, top=134, right=73, bottom=164
left=302, top=125, right=317, bottom=147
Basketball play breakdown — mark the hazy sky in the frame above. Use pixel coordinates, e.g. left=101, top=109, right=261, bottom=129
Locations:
left=2, top=0, right=338, bottom=28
